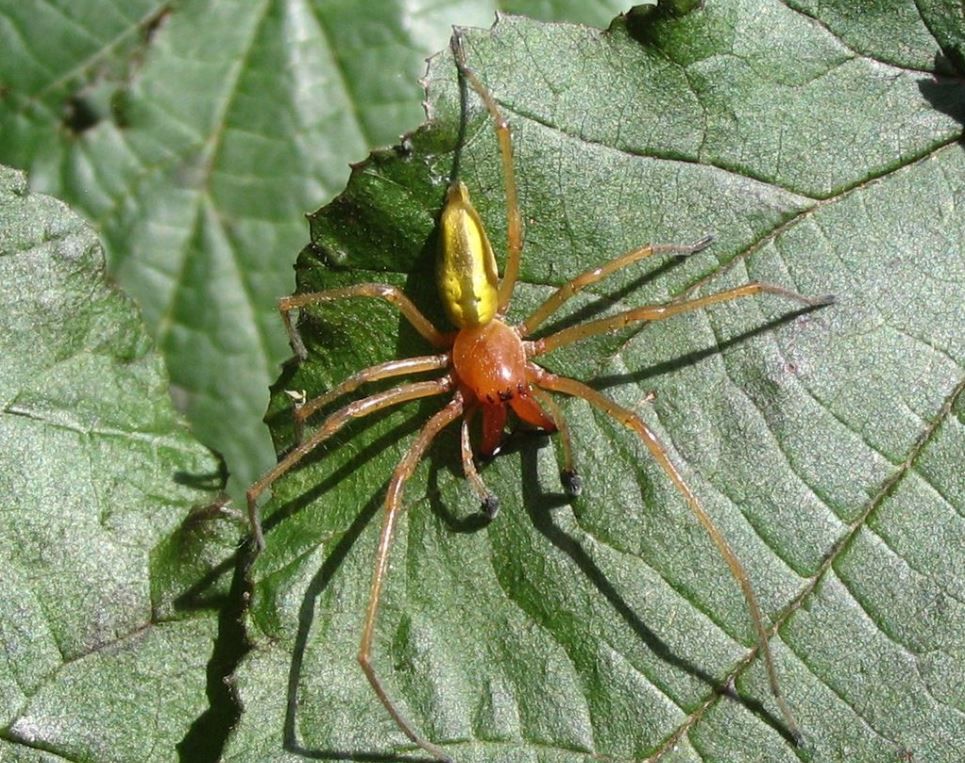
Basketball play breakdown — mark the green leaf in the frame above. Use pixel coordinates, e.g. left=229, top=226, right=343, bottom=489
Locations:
left=0, top=165, right=237, bottom=761
left=0, top=0, right=630, bottom=505
left=230, top=6, right=965, bottom=763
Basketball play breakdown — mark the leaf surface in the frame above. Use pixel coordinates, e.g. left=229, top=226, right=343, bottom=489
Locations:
left=230, top=6, right=965, bottom=762
left=0, top=0, right=628, bottom=503
left=0, top=165, right=241, bottom=760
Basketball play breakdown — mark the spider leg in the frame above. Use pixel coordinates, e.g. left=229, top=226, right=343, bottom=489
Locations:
left=521, top=236, right=714, bottom=336
left=530, top=386, right=581, bottom=496
left=451, top=31, right=522, bottom=314
left=246, top=378, right=452, bottom=550
left=460, top=407, right=500, bottom=518
left=358, top=396, right=463, bottom=763
left=279, top=284, right=450, bottom=360
left=532, top=366, right=802, bottom=742
left=533, top=281, right=835, bottom=357
left=291, top=354, right=450, bottom=443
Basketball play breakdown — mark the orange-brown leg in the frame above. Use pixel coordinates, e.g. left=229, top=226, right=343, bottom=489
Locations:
left=531, top=365, right=801, bottom=741
left=246, top=378, right=452, bottom=550
left=291, top=354, right=450, bottom=443
left=521, top=236, right=714, bottom=336
left=460, top=407, right=500, bottom=518
left=533, top=281, right=835, bottom=357
left=530, top=386, right=581, bottom=496
left=358, top=397, right=463, bottom=763
left=279, top=284, right=451, bottom=360
left=451, top=31, right=522, bottom=314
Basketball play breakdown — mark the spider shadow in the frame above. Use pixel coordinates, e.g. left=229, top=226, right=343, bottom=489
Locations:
left=916, top=52, right=964, bottom=136
left=531, top=254, right=692, bottom=339
left=268, top=303, right=824, bottom=760
left=504, top=432, right=799, bottom=745
left=164, top=490, right=253, bottom=761
left=423, top=421, right=798, bottom=748
left=592, top=301, right=833, bottom=392
left=271, top=396, right=801, bottom=758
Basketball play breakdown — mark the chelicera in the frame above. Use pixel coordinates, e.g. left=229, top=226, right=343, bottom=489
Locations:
left=246, top=30, right=833, bottom=763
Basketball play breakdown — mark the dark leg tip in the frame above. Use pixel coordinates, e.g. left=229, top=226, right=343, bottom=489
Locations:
left=691, top=234, right=715, bottom=253
left=481, top=494, right=500, bottom=520
left=791, top=728, right=806, bottom=748
left=450, top=29, right=467, bottom=64
left=561, top=469, right=582, bottom=497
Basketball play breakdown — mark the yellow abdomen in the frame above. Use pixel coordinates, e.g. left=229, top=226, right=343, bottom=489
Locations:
left=437, top=182, right=499, bottom=328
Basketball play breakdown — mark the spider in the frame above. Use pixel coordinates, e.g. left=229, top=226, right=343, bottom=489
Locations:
left=246, top=30, right=833, bottom=763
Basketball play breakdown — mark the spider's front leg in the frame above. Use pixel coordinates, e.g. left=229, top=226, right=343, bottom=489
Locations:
left=278, top=283, right=449, bottom=361
left=534, top=280, right=835, bottom=357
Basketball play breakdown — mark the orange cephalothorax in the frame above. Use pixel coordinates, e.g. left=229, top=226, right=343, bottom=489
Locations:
left=451, top=318, right=555, bottom=454
left=451, top=319, right=524, bottom=404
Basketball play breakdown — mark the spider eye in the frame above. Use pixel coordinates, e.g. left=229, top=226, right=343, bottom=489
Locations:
left=438, top=181, right=499, bottom=328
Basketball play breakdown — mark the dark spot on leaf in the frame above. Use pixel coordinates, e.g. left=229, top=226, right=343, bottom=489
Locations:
left=111, top=90, right=131, bottom=129
left=143, top=5, right=172, bottom=44
left=63, top=93, right=101, bottom=134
